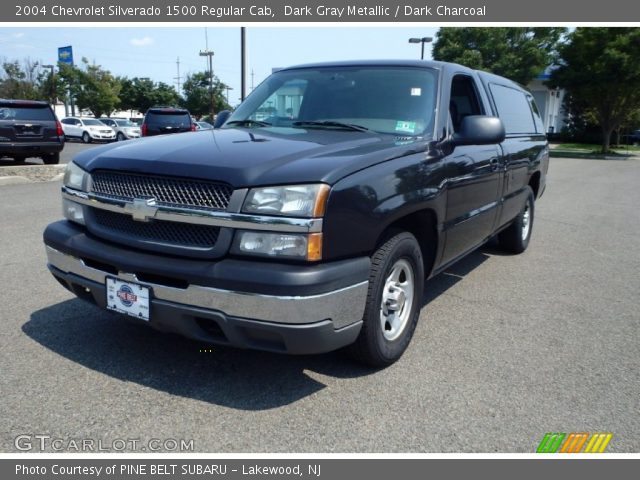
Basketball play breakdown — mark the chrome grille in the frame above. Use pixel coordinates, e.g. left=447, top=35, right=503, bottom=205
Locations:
left=91, top=208, right=220, bottom=249
left=91, top=171, right=233, bottom=211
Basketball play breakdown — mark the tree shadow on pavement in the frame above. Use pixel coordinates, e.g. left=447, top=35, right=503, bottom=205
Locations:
left=24, top=244, right=495, bottom=411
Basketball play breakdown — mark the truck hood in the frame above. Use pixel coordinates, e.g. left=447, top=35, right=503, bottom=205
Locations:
left=73, top=127, right=429, bottom=187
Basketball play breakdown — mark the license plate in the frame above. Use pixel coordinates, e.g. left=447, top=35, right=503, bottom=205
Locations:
left=106, top=278, right=151, bottom=321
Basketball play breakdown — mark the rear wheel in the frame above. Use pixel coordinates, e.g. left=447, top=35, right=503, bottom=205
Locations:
left=81, top=132, right=91, bottom=144
left=349, top=232, right=424, bottom=367
left=42, top=153, right=60, bottom=165
left=498, top=186, right=535, bottom=253
left=12, top=156, right=26, bottom=163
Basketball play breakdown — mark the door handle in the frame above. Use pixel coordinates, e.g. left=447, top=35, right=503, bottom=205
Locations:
left=490, top=157, right=500, bottom=171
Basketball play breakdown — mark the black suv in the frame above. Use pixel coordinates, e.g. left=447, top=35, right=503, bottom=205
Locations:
left=0, top=99, right=64, bottom=164
left=140, top=107, right=195, bottom=137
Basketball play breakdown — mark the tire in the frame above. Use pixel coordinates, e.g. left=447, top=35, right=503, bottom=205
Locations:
left=81, top=132, right=91, bottom=144
left=498, top=186, right=535, bottom=254
left=116, top=132, right=126, bottom=141
left=13, top=156, right=26, bottom=163
left=42, top=153, right=60, bottom=165
left=349, top=232, right=424, bottom=367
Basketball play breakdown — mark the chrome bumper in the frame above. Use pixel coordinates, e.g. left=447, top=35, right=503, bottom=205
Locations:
left=45, top=246, right=368, bottom=328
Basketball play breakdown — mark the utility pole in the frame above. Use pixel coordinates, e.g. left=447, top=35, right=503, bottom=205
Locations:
left=174, top=57, right=182, bottom=93
left=240, top=27, right=246, bottom=102
left=199, top=49, right=215, bottom=119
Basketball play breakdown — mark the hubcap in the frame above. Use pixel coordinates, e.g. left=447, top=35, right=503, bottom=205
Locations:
left=380, top=259, right=415, bottom=341
left=521, top=202, right=531, bottom=241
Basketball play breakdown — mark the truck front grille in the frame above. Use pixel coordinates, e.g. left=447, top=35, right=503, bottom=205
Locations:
left=91, top=208, right=220, bottom=249
left=91, top=171, right=233, bottom=211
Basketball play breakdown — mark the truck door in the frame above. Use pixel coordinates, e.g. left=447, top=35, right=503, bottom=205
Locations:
left=440, top=74, right=503, bottom=265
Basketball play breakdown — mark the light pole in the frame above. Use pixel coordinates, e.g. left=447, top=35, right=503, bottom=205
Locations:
left=408, top=36, right=433, bottom=60
left=41, top=64, right=55, bottom=103
left=199, top=49, right=215, bottom=119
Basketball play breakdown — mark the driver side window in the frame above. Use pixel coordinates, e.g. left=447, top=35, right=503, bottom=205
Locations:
left=449, top=75, right=484, bottom=133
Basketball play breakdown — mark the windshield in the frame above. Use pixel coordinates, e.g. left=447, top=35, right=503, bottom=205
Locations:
left=84, top=119, right=104, bottom=126
left=226, top=66, right=438, bottom=136
left=115, top=120, right=134, bottom=127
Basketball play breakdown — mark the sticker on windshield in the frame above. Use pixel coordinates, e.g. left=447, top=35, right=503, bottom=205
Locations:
left=395, top=121, right=417, bottom=134
left=411, top=88, right=422, bottom=96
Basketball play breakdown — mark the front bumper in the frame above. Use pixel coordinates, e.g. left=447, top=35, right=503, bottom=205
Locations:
left=43, top=221, right=370, bottom=354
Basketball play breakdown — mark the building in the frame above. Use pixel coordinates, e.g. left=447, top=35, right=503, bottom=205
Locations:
left=527, top=69, right=566, bottom=134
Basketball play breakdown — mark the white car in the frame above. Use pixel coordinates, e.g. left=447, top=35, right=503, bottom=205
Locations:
left=60, top=117, right=116, bottom=143
left=98, top=118, right=141, bottom=141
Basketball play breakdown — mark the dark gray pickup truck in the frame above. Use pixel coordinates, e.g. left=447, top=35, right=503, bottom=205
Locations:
left=44, top=60, right=548, bottom=366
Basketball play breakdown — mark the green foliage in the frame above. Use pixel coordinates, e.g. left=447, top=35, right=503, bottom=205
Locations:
left=181, top=71, right=229, bottom=119
left=433, top=27, right=566, bottom=85
left=0, top=58, right=45, bottom=100
left=118, top=77, right=180, bottom=114
left=58, top=59, right=121, bottom=118
left=550, top=27, right=640, bottom=153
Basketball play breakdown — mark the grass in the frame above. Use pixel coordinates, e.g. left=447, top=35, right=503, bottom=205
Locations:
left=555, top=142, right=640, bottom=153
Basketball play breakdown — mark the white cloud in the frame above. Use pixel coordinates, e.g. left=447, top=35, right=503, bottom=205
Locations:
left=12, top=32, right=25, bottom=39
left=130, top=36, right=154, bottom=47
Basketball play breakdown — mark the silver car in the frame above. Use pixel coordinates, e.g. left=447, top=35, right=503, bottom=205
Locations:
left=99, top=118, right=141, bottom=141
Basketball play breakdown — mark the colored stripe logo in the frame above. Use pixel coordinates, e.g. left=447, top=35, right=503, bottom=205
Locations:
left=537, top=433, right=613, bottom=453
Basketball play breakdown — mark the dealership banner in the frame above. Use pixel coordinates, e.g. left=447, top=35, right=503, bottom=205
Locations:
left=3, top=0, right=640, bottom=22
left=2, top=459, right=640, bottom=479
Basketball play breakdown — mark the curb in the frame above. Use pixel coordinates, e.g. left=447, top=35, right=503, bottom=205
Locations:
left=0, top=176, right=32, bottom=186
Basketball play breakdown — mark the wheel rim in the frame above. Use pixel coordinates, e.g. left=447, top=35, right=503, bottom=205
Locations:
left=83, top=133, right=89, bottom=143
left=379, top=258, right=415, bottom=342
left=521, top=202, right=531, bottom=241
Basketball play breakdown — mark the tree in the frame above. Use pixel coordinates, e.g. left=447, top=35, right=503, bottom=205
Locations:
left=58, top=58, right=121, bottom=118
left=181, top=71, right=229, bottom=119
left=0, top=58, right=42, bottom=99
left=433, top=28, right=566, bottom=85
left=549, top=28, right=640, bottom=153
left=118, top=77, right=179, bottom=114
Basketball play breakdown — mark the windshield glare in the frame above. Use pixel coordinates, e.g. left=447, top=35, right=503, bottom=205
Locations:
left=115, top=120, right=134, bottom=127
left=226, top=66, right=438, bottom=136
left=84, top=119, right=104, bottom=126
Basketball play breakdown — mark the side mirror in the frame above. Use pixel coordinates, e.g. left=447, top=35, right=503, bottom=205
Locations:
left=451, top=115, right=505, bottom=146
left=213, top=110, right=231, bottom=129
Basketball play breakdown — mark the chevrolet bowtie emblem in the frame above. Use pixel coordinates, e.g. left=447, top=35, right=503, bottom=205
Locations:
left=124, top=198, right=158, bottom=222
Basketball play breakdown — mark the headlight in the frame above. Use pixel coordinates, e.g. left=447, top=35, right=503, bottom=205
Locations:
left=242, top=184, right=330, bottom=217
left=63, top=161, right=87, bottom=191
left=232, top=231, right=322, bottom=261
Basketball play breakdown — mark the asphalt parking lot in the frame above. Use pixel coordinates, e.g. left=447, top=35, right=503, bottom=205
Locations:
left=0, top=157, right=638, bottom=453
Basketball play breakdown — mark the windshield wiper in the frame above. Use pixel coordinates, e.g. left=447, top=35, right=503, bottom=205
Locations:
left=225, top=119, right=272, bottom=127
left=292, top=120, right=370, bottom=132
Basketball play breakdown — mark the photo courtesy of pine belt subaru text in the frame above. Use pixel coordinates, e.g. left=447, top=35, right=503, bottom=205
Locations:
left=43, top=60, right=549, bottom=367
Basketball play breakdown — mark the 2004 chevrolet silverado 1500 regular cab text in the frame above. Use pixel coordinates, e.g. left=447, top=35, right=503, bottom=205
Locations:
left=44, top=61, right=549, bottom=366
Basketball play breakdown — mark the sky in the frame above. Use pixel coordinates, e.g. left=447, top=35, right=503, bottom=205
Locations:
left=0, top=26, right=438, bottom=106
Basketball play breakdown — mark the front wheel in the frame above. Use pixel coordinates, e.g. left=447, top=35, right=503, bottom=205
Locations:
left=116, top=132, right=125, bottom=141
left=81, top=132, right=91, bottom=144
left=498, top=186, right=535, bottom=253
left=349, top=232, right=424, bottom=367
